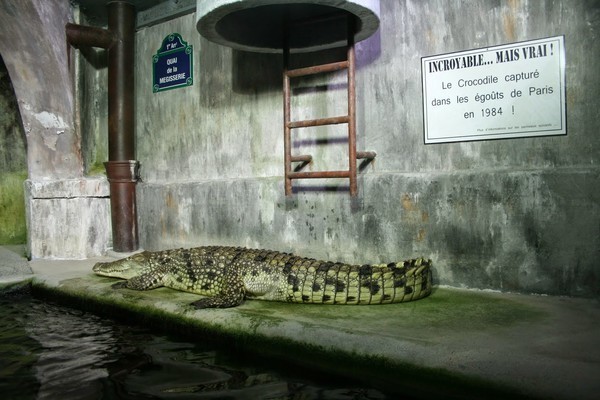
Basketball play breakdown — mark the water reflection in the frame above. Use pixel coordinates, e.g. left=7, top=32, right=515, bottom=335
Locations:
left=0, top=291, right=41, bottom=398
left=0, top=289, right=388, bottom=399
left=26, top=300, right=118, bottom=399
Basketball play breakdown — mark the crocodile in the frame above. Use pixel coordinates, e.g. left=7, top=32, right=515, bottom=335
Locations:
left=93, top=246, right=433, bottom=308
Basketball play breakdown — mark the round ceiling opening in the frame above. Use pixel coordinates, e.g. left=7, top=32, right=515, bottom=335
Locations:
left=196, top=0, right=380, bottom=53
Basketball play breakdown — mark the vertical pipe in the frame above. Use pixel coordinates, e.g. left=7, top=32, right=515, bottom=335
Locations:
left=347, top=17, right=357, bottom=196
left=105, top=1, right=139, bottom=252
left=108, top=1, right=135, bottom=161
left=66, top=1, right=138, bottom=252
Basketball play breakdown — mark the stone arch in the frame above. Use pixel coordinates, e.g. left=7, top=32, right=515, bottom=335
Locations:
left=0, top=0, right=82, bottom=179
left=0, top=0, right=111, bottom=258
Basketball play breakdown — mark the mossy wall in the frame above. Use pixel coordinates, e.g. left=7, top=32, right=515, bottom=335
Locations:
left=0, top=55, right=27, bottom=244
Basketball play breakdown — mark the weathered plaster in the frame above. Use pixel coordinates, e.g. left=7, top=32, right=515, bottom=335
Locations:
left=133, top=1, right=599, bottom=297
left=0, top=0, right=113, bottom=258
left=24, top=177, right=111, bottom=259
left=1, top=1, right=598, bottom=290
left=0, top=0, right=82, bottom=179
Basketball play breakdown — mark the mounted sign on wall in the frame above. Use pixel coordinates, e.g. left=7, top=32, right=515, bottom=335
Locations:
left=421, top=36, right=566, bottom=144
left=153, top=33, right=193, bottom=92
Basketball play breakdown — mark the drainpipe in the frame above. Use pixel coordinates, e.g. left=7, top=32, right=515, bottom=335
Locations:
left=66, top=1, right=139, bottom=253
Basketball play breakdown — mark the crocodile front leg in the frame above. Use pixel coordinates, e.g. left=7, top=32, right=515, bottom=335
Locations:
left=111, top=268, right=168, bottom=291
left=191, top=268, right=246, bottom=309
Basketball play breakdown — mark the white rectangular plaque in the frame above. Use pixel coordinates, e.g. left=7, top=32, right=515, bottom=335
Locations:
left=421, top=36, right=566, bottom=144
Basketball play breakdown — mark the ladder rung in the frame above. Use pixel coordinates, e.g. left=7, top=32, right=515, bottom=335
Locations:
left=286, top=61, right=349, bottom=78
left=288, top=170, right=350, bottom=179
left=291, top=155, right=312, bottom=163
left=288, top=115, right=349, bottom=129
left=357, top=151, right=376, bottom=159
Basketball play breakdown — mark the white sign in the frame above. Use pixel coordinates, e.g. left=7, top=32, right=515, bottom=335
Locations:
left=421, top=36, right=566, bottom=144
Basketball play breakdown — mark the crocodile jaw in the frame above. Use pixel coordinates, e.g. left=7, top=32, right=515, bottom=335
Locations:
left=93, top=251, right=150, bottom=279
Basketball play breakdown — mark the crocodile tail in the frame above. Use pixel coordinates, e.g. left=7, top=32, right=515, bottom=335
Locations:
left=286, top=257, right=433, bottom=305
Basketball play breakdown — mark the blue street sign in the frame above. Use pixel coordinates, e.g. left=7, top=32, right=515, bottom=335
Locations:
left=153, top=33, right=193, bottom=92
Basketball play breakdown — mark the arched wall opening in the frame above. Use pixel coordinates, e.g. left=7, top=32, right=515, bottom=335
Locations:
left=0, top=54, right=27, bottom=245
left=0, top=0, right=112, bottom=259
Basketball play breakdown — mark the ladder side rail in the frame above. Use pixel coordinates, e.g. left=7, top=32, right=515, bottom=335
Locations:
left=347, top=17, right=358, bottom=196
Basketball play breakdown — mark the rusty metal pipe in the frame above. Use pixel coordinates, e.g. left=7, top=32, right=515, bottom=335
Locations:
left=104, top=160, right=139, bottom=252
left=106, top=1, right=138, bottom=252
left=65, top=22, right=114, bottom=49
left=108, top=1, right=135, bottom=162
left=66, top=1, right=138, bottom=253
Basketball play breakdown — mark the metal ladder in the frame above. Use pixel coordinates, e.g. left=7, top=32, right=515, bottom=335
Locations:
left=282, top=16, right=375, bottom=196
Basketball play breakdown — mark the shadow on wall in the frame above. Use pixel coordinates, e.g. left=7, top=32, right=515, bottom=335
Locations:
left=0, top=54, right=27, bottom=245
left=231, top=28, right=382, bottom=95
left=76, top=46, right=108, bottom=70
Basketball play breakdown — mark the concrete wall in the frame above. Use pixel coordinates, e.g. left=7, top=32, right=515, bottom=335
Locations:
left=75, top=13, right=109, bottom=176
left=0, top=0, right=111, bottom=259
left=0, top=1, right=597, bottom=293
left=134, top=0, right=599, bottom=297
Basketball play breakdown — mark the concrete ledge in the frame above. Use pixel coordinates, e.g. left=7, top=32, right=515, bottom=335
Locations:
left=0, top=245, right=33, bottom=285
left=24, top=178, right=111, bottom=259
left=27, top=257, right=600, bottom=400
left=25, top=177, right=109, bottom=199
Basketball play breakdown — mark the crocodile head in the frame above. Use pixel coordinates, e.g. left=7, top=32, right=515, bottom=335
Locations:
left=93, top=251, right=152, bottom=279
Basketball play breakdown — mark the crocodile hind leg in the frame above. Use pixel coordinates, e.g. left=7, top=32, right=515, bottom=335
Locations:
left=191, top=269, right=246, bottom=309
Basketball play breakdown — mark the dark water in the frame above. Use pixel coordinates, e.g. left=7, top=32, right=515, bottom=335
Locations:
left=0, top=288, right=389, bottom=400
